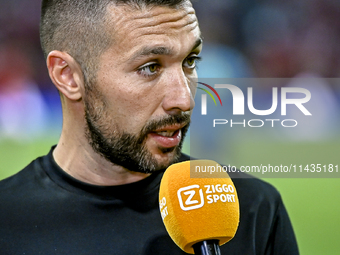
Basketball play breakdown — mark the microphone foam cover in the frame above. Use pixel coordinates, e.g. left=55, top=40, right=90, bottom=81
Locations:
left=159, top=160, right=239, bottom=254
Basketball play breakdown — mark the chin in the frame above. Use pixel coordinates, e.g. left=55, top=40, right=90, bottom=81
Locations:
left=152, top=146, right=181, bottom=169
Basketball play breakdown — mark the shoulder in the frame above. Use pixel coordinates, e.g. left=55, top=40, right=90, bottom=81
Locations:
left=0, top=156, right=46, bottom=195
left=232, top=174, right=281, bottom=204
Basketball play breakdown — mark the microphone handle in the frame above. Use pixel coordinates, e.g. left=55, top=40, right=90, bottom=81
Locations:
left=192, top=240, right=221, bottom=255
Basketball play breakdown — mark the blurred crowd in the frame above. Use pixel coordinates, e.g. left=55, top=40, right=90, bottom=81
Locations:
left=195, top=0, right=340, bottom=78
left=0, top=0, right=340, bottom=140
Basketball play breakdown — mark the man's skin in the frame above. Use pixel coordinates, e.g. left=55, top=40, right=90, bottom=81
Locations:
left=47, top=2, right=202, bottom=186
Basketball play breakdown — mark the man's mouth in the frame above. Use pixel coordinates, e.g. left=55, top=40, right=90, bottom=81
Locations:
left=148, top=124, right=185, bottom=149
left=152, top=123, right=185, bottom=138
left=155, top=130, right=177, bottom=137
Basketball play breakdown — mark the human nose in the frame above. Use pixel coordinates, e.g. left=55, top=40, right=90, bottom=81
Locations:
left=162, top=68, right=195, bottom=114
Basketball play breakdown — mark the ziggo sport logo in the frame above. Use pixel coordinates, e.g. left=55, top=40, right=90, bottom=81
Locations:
left=197, top=82, right=312, bottom=128
left=177, top=184, right=236, bottom=211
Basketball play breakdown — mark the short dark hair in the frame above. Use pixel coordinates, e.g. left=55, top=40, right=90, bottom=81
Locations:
left=40, top=0, right=187, bottom=85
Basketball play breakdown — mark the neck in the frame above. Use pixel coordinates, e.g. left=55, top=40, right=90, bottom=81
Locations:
left=53, top=136, right=151, bottom=186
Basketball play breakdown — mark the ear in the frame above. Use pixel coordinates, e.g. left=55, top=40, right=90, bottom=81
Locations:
left=47, top=50, right=83, bottom=101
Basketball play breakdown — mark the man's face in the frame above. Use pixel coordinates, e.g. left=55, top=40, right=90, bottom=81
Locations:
left=84, top=2, right=202, bottom=173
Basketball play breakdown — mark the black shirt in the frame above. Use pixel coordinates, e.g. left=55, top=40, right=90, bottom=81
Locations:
left=0, top=147, right=299, bottom=254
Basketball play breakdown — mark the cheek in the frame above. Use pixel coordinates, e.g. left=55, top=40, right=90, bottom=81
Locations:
left=104, top=82, right=164, bottom=132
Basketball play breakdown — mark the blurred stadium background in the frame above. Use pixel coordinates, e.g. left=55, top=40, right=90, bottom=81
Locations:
left=1, top=0, right=340, bottom=254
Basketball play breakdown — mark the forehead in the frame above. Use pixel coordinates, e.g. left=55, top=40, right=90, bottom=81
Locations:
left=104, top=2, right=201, bottom=55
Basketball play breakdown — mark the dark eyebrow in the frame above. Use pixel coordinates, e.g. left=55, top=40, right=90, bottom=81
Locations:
left=139, top=46, right=173, bottom=57
left=129, top=37, right=203, bottom=62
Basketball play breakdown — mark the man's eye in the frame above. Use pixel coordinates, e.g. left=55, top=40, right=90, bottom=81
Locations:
left=137, top=63, right=160, bottom=77
left=183, top=56, right=201, bottom=69
left=148, top=64, right=158, bottom=72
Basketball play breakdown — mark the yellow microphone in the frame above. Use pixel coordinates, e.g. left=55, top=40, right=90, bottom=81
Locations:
left=159, top=160, right=239, bottom=254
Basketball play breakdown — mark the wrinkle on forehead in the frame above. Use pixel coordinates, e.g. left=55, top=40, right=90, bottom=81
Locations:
left=107, top=4, right=198, bottom=39
left=134, top=8, right=196, bottom=31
